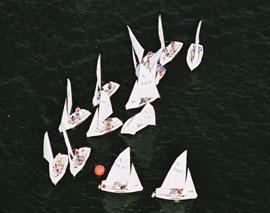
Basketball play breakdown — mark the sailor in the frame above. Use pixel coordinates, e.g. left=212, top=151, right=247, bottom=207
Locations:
left=75, top=107, right=81, bottom=120
left=191, top=47, right=195, bottom=60
left=120, top=184, right=127, bottom=190
left=106, top=118, right=112, bottom=131
left=141, top=59, right=146, bottom=66
left=170, top=41, right=175, bottom=53
left=108, top=82, right=112, bottom=91
left=68, top=115, right=76, bottom=124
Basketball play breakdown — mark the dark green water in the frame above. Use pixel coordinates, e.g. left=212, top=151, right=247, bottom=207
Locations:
left=1, top=0, right=270, bottom=212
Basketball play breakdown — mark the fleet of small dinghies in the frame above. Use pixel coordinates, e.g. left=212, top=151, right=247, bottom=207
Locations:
left=151, top=150, right=198, bottom=200
left=98, top=147, right=143, bottom=193
left=58, top=78, right=91, bottom=133
left=43, top=15, right=201, bottom=201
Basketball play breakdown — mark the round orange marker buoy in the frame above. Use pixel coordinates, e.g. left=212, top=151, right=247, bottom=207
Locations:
left=94, top=165, right=105, bottom=176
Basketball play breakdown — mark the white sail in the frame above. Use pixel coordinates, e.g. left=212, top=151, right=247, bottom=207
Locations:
left=126, top=74, right=159, bottom=110
left=149, top=48, right=163, bottom=74
left=149, top=48, right=163, bottom=80
left=125, top=80, right=140, bottom=110
left=67, top=78, right=72, bottom=115
left=121, top=103, right=156, bottom=135
left=137, top=65, right=160, bottom=99
left=98, top=91, right=113, bottom=127
left=194, top=20, right=202, bottom=62
left=43, top=132, right=54, bottom=164
left=139, top=103, right=156, bottom=126
left=62, top=129, right=74, bottom=158
left=158, top=14, right=165, bottom=49
left=127, top=164, right=143, bottom=192
left=92, top=54, right=102, bottom=106
left=86, top=108, right=99, bottom=137
left=121, top=114, right=139, bottom=135
left=127, top=25, right=145, bottom=63
left=181, top=169, right=198, bottom=200
left=58, top=99, right=68, bottom=132
left=105, top=147, right=131, bottom=186
left=161, top=150, right=187, bottom=189
left=195, top=20, right=202, bottom=46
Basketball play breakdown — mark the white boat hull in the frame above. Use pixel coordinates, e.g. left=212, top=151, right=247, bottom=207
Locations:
left=159, top=41, right=183, bottom=66
left=153, top=188, right=198, bottom=201
left=186, top=43, right=204, bottom=71
left=49, top=153, right=68, bottom=185
left=103, top=81, right=120, bottom=97
left=70, top=147, right=91, bottom=177
left=93, top=82, right=120, bottom=107
left=125, top=96, right=159, bottom=110
left=121, top=122, right=148, bottom=135
left=86, top=117, right=123, bottom=137
left=100, top=181, right=143, bottom=193
left=59, top=109, right=91, bottom=132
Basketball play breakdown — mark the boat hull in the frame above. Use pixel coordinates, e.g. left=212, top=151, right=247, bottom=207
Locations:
left=100, top=182, right=143, bottom=193
left=159, top=41, right=183, bottom=66
left=70, top=147, right=91, bottom=177
left=154, top=188, right=198, bottom=201
left=86, top=117, right=123, bottom=137
left=186, top=43, right=204, bottom=71
left=49, top=154, right=68, bottom=185
left=59, top=109, right=91, bottom=132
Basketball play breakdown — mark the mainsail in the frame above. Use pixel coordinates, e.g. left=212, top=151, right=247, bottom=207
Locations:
left=92, top=54, right=102, bottom=106
left=43, top=131, right=54, bottom=164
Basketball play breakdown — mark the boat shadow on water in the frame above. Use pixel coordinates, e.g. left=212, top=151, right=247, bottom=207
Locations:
left=159, top=199, right=195, bottom=213
left=101, top=192, right=141, bottom=213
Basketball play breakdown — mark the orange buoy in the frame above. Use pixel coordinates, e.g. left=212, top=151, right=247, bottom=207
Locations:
left=94, top=165, right=105, bottom=176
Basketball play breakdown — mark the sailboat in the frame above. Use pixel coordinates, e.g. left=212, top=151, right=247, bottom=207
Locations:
left=127, top=25, right=145, bottom=77
left=62, top=129, right=91, bottom=177
left=121, top=103, right=156, bottom=135
left=125, top=49, right=161, bottom=110
left=86, top=90, right=122, bottom=137
left=152, top=150, right=198, bottom=201
left=58, top=78, right=91, bottom=132
left=125, top=75, right=160, bottom=110
left=92, top=54, right=120, bottom=107
left=43, top=131, right=68, bottom=185
left=127, top=25, right=163, bottom=81
left=158, top=15, right=183, bottom=66
left=186, top=20, right=204, bottom=71
left=98, top=147, right=143, bottom=193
